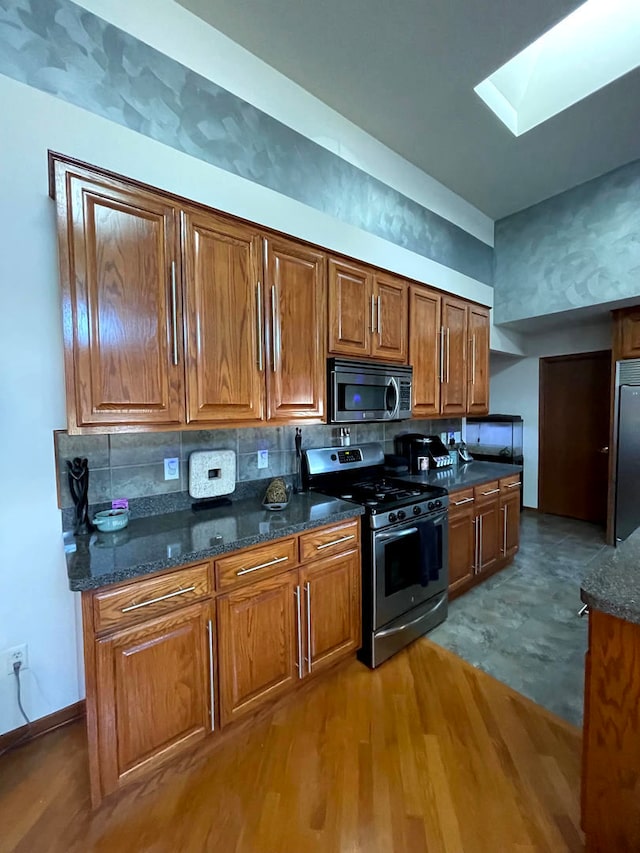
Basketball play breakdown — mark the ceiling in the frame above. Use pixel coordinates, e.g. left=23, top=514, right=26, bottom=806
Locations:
left=177, top=0, right=640, bottom=220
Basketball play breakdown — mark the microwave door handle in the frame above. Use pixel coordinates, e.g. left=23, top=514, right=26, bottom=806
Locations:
left=386, top=377, right=399, bottom=417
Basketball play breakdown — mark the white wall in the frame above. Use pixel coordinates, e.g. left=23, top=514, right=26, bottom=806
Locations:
left=490, top=320, right=612, bottom=508
left=0, top=59, right=497, bottom=732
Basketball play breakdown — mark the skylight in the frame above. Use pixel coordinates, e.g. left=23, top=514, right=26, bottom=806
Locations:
left=474, top=0, right=640, bottom=136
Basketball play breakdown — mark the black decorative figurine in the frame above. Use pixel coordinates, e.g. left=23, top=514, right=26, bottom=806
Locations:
left=67, top=457, right=92, bottom=535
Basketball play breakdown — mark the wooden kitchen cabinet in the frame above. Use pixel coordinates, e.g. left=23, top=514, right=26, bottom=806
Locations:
left=440, top=296, right=468, bottom=415
left=409, top=285, right=441, bottom=416
left=499, top=475, right=521, bottom=561
left=53, top=161, right=184, bottom=431
left=217, top=571, right=300, bottom=726
left=94, top=600, right=215, bottom=799
left=299, top=548, right=361, bottom=676
left=264, top=236, right=326, bottom=421
left=612, top=306, right=640, bottom=360
left=447, top=488, right=476, bottom=596
left=467, top=304, right=490, bottom=415
left=182, top=208, right=265, bottom=424
left=328, top=258, right=408, bottom=362
left=475, top=481, right=501, bottom=573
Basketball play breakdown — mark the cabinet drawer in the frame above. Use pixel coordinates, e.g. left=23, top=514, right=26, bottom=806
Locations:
left=299, top=519, right=360, bottom=563
left=500, top=473, right=522, bottom=493
left=93, top=562, right=212, bottom=633
left=474, top=480, right=500, bottom=501
left=216, top=538, right=297, bottom=590
left=448, top=488, right=475, bottom=515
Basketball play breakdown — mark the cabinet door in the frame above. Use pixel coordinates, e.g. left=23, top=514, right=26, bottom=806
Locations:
left=467, top=305, right=490, bottom=415
left=299, top=549, right=361, bottom=676
left=500, top=489, right=521, bottom=561
left=264, top=237, right=326, bottom=421
left=372, top=274, right=408, bottom=363
left=447, top=493, right=476, bottom=595
left=57, top=167, right=184, bottom=430
left=440, top=297, right=468, bottom=415
left=328, top=257, right=373, bottom=357
left=409, top=285, right=441, bottom=416
left=182, top=209, right=265, bottom=424
left=476, top=495, right=501, bottom=572
left=217, top=572, right=299, bottom=726
left=614, top=307, right=640, bottom=360
left=95, top=602, right=214, bottom=798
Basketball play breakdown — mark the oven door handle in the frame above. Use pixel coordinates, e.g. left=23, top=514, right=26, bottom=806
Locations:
left=376, top=526, right=419, bottom=541
left=376, top=594, right=447, bottom=638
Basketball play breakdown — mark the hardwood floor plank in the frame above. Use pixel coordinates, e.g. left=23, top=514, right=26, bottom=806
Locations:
left=0, top=639, right=583, bottom=853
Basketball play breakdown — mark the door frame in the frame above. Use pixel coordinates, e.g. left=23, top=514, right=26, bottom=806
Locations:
left=538, top=350, right=611, bottom=519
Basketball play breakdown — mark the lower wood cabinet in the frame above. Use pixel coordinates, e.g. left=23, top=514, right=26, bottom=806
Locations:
left=448, top=475, right=521, bottom=599
left=81, top=518, right=362, bottom=807
left=94, top=601, right=214, bottom=798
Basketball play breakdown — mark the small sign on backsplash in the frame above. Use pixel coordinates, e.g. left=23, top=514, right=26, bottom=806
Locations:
left=112, top=499, right=129, bottom=510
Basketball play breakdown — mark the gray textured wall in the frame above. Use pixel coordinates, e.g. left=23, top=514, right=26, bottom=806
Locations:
left=494, top=159, right=640, bottom=324
left=0, top=0, right=492, bottom=283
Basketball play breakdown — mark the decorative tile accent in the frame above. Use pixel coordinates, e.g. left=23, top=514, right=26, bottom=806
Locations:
left=0, top=0, right=492, bottom=284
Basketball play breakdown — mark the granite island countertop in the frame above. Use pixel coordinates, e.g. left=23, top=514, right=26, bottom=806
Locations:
left=581, top=526, right=640, bottom=625
left=65, top=492, right=364, bottom=592
left=398, top=460, right=523, bottom=491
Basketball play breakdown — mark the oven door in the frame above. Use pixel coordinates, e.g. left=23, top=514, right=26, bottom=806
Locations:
left=372, top=510, right=448, bottom=629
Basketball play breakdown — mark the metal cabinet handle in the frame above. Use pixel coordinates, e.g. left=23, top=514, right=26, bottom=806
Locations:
left=453, top=496, right=474, bottom=506
left=236, top=555, right=288, bottom=576
left=473, top=518, right=478, bottom=573
left=371, top=294, right=376, bottom=333
left=271, top=284, right=279, bottom=373
left=481, top=488, right=500, bottom=496
left=471, top=334, right=476, bottom=384
left=377, top=296, right=382, bottom=341
left=578, top=604, right=590, bottom=617
left=440, top=326, right=445, bottom=383
left=294, top=586, right=303, bottom=679
left=256, top=281, right=264, bottom=371
left=305, top=581, right=312, bottom=673
left=316, top=534, right=355, bottom=550
left=507, top=481, right=522, bottom=488
left=121, top=585, right=196, bottom=613
left=502, top=505, right=507, bottom=555
left=207, top=618, right=215, bottom=731
left=446, top=327, right=450, bottom=383
left=170, top=261, right=179, bottom=366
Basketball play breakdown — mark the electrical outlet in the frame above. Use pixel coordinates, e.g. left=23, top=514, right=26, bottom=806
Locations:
left=4, top=644, right=28, bottom=676
left=164, top=457, right=180, bottom=480
left=257, top=449, right=269, bottom=469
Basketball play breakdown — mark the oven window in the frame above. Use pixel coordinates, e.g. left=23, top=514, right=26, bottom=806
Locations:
left=384, top=530, right=421, bottom=596
left=340, top=383, right=386, bottom=412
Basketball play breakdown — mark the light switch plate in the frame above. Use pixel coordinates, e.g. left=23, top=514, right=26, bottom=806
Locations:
left=257, top=449, right=269, bottom=469
left=164, top=457, right=180, bottom=480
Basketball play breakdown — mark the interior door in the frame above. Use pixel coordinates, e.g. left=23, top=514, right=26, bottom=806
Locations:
left=539, top=351, right=611, bottom=523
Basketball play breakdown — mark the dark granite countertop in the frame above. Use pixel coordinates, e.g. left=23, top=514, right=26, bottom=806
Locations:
left=65, top=492, right=364, bottom=592
left=397, top=460, right=523, bottom=492
left=581, top=527, right=640, bottom=625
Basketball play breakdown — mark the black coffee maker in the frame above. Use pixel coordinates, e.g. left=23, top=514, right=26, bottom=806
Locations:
left=394, top=433, right=452, bottom=473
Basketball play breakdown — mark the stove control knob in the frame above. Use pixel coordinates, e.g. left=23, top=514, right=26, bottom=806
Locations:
left=331, top=453, right=337, bottom=461
left=428, top=501, right=434, bottom=511
left=397, top=510, right=406, bottom=520
left=413, top=505, right=421, bottom=515
left=435, top=499, right=442, bottom=508
left=388, top=512, right=397, bottom=523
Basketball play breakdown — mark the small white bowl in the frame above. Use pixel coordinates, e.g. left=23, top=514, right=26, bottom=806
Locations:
left=93, top=509, right=130, bottom=532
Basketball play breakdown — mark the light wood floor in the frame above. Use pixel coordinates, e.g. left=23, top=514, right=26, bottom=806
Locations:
left=0, top=639, right=583, bottom=853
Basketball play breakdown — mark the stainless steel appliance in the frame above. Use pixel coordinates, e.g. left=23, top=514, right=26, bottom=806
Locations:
left=614, top=360, right=640, bottom=541
left=327, top=357, right=412, bottom=424
left=302, top=443, right=448, bottom=668
left=394, top=432, right=453, bottom=472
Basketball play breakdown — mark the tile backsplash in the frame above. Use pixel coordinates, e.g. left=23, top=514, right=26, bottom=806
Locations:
left=55, top=418, right=461, bottom=511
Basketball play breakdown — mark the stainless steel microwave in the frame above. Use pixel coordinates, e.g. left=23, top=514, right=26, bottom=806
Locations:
left=328, top=358, right=413, bottom=423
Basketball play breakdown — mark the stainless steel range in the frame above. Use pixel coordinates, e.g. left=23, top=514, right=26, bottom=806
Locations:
left=302, top=443, right=448, bottom=668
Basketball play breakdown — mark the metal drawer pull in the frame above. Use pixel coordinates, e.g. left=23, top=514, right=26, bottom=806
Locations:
left=507, top=481, right=522, bottom=488
left=480, top=488, right=500, bottom=496
left=236, top=555, right=288, bottom=576
left=578, top=604, right=590, bottom=617
left=121, top=585, right=196, bottom=613
left=316, top=534, right=356, bottom=550
left=207, top=619, right=215, bottom=731
left=452, top=496, right=474, bottom=506
left=294, top=586, right=303, bottom=679
left=305, top=581, right=312, bottom=673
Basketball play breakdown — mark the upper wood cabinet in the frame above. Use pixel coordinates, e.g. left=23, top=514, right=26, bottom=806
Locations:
left=467, top=304, right=490, bottom=416
left=328, top=258, right=408, bottom=363
left=409, top=285, right=441, bottom=416
left=182, top=208, right=265, bottom=424
left=440, top=296, right=468, bottom=415
left=264, top=236, right=326, bottom=421
left=613, top=306, right=640, bottom=361
left=54, top=163, right=185, bottom=430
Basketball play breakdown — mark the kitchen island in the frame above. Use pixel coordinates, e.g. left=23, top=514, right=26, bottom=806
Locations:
left=580, top=527, right=640, bottom=853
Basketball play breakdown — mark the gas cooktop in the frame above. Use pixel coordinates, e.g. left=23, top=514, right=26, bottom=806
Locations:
left=323, top=477, right=447, bottom=511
